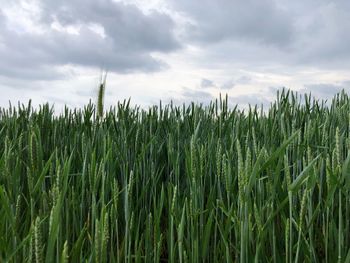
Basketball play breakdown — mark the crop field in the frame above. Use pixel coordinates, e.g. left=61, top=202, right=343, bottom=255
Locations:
left=1, top=89, right=350, bottom=262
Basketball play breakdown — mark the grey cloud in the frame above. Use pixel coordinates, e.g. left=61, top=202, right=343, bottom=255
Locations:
left=75, top=87, right=95, bottom=98
left=342, top=80, right=350, bottom=86
left=263, top=85, right=349, bottom=106
left=180, top=87, right=214, bottom=104
left=293, top=2, right=350, bottom=67
left=200, top=76, right=250, bottom=91
left=267, top=86, right=281, bottom=95
left=301, top=83, right=348, bottom=98
left=172, top=88, right=271, bottom=109
left=200, top=78, right=215, bottom=88
left=171, top=0, right=350, bottom=70
left=171, top=0, right=295, bottom=48
left=220, top=79, right=235, bottom=90
left=0, top=0, right=180, bottom=80
left=236, top=76, right=252, bottom=84
left=40, top=0, right=180, bottom=53
left=0, top=9, right=5, bottom=26
left=231, top=94, right=271, bottom=108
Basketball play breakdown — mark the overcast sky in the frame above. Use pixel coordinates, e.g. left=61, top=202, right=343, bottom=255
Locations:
left=1, top=0, right=350, bottom=109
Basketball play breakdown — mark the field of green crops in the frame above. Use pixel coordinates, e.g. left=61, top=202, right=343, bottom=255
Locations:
left=1, top=89, right=350, bottom=262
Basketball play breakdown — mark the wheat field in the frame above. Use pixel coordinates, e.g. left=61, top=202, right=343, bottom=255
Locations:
left=1, top=89, right=350, bottom=262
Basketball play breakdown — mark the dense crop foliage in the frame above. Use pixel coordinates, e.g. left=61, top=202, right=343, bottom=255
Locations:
left=1, top=89, right=350, bottom=262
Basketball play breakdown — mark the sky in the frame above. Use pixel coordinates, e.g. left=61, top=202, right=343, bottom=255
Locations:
left=0, top=0, right=350, bottom=109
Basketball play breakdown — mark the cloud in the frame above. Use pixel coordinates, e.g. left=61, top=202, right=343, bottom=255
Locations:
left=292, top=2, right=350, bottom=67
left=170, top=0, right=295, bottom=48
left=343, top=80, right=350, bottom=87
left=200, top=78, right=215, bottom=88
left=1, top=0, right=350, bottom=109
left=231, top=94, right=271, bottom=108
left=300, top=83, right=349, bottom=99
left=236, top=76, right=252, bottom=84
left=220, top=79, right=235, bottom=90
left=179, top=87, right=214, bottom=104
left=170, top=0, right=350, bottom=70
left=39, top=0, right=180, bottom=53
left=0, top=0, right=180, bottom=80
left=200, top=76, right=252, bottom=91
